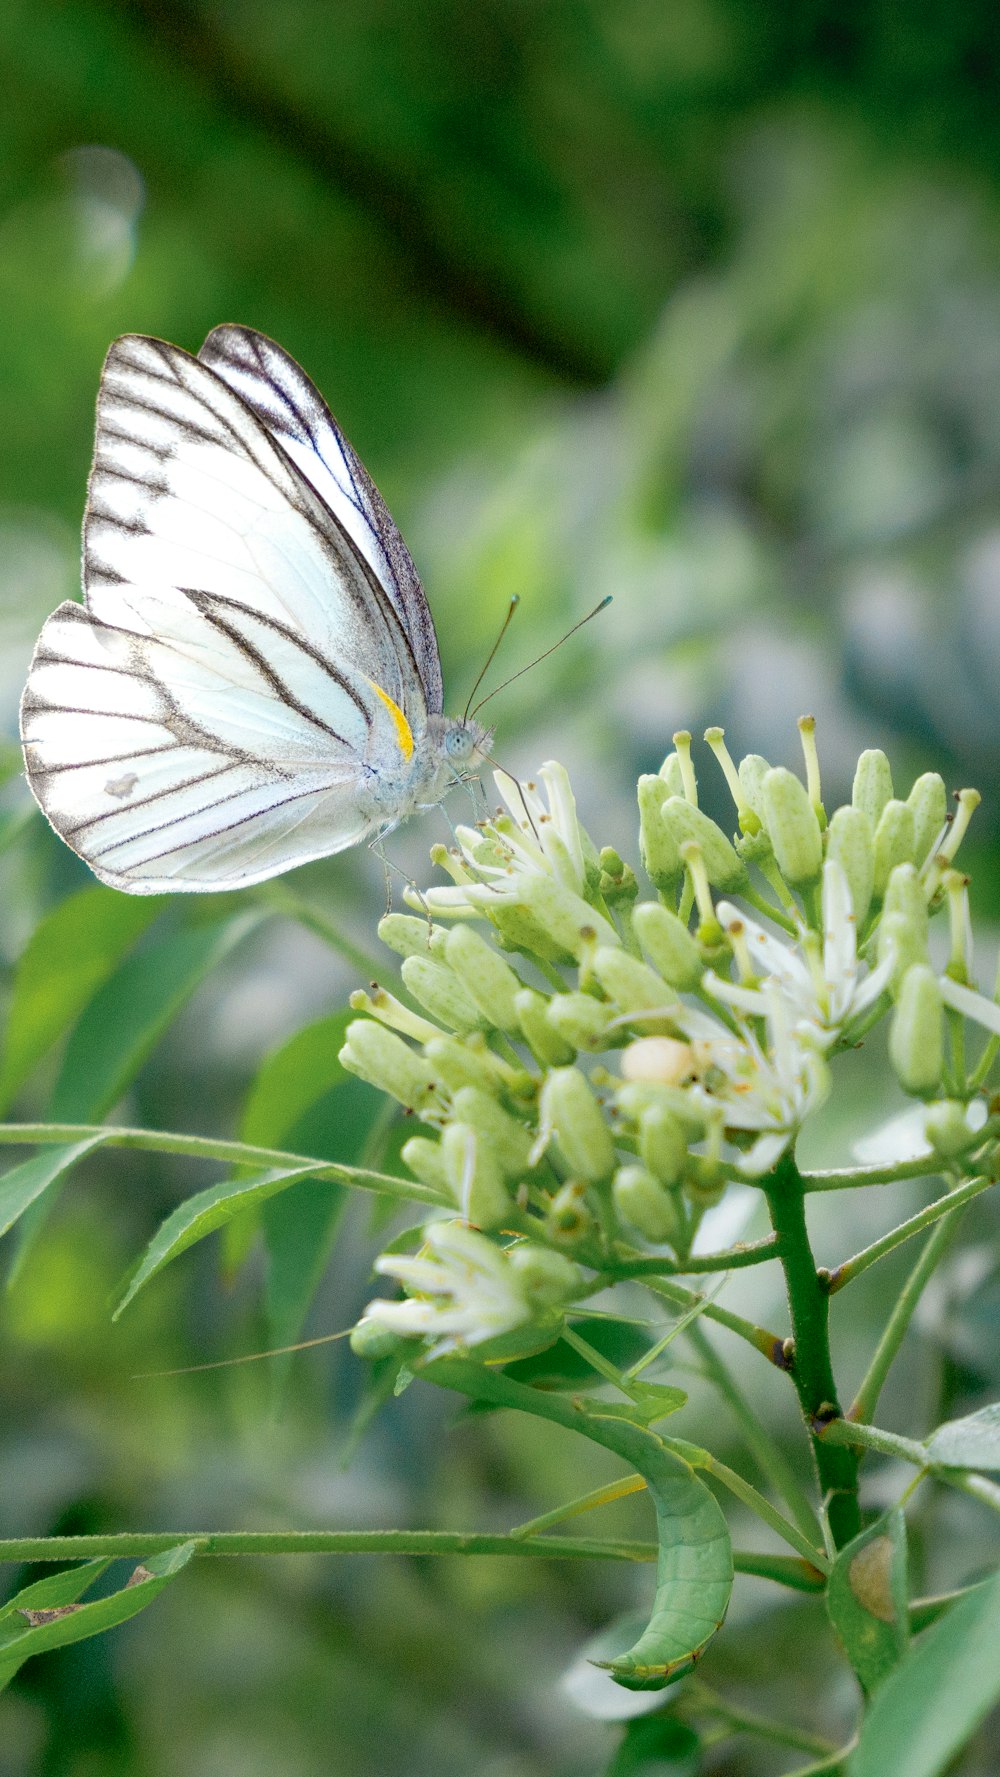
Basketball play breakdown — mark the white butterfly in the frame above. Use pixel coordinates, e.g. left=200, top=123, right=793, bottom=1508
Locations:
left=19, top=326, right=487, bottom=893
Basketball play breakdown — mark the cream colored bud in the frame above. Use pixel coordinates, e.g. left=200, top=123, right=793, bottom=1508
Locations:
left=632, top=901, right=703, bottom=991
left=761, top=767, right=823, bottom=888
left=737, top=753, right=771, bottom=817
left=658, top=753, right=687, bottom=798
left=515, top=874, right=619, bottom=960
left=401, top=1135, right=449, bottom=1193
left=506, top=1243, right=581, bottom=1307
left=877, top=910, right=930, bottom=994
left=621, top=1036, right=699, bottom=1087
left=825, top=805, right=875, bottom=926
left=377, top=913, right=440, bottom=959
left=539, top=1066, right=616, bottom=1182
left=423, top=1035, right=504, bottom=1097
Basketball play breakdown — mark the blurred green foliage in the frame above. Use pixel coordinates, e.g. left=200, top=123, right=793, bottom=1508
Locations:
left=3, top=3, right=1000, bottom=1773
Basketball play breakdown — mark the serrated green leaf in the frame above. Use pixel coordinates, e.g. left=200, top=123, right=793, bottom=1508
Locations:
left=50, top=913, right=260, bottom=1122
left=0, top=1136, right=107, bottom=1242
left=0, top=1542, right=196, bottom=1691
left=849, top=1568, right=1000, bottom=1777
left=827, top=1507, right=908, bottom=1692
left=927, top=1402, right=1000, bottom=1471
left=114, top=1161, right=327, bottom=1318
left=0, top=886, right=163, bottom=1110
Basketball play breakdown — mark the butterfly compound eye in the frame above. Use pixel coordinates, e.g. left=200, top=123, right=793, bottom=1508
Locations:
left=445, top=726, right=476, bottom=762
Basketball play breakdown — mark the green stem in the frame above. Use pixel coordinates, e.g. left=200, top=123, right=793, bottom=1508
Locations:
left=683, top=1681, right=837, bottom=1757
left=0, top=1123, right=450, bottom=1208
left=602, top=1235, right=779, bottom=1279
left=818, top=1418, right=927, bottom=1466
left=849, top=1210, right=971, bottom=1424
left=559, top=1324, right=637, bottom=1399
left=255, top=885, right=383, bottom=978
left=0, top=1530, right=654, bottom=1565
left=763, top=1152, right=860, bottom=1548
left=642, top=1276, right=788, bottom=1368
left=803, top=1119, right=1000, bottom=1191
left=827, top=1175, right=990, bottom=1295
left=686, top=1321, right=822, bottom=1545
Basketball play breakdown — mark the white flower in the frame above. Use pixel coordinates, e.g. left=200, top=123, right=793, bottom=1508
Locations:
left=679, top=986, right=831, bottom=1176
left=706, top=860, right=892, bottom=1047
left=407, top=761, right=593, bottom=913
left=360, top=1221, right=530, bottom=1355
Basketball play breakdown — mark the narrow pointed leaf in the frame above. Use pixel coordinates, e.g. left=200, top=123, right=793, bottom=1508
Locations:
left=0, top=886, right=163, bottom=1111
left=0, top=1542, right=197, bottom=1691
left=0, top=1135, right=107, bottom=1242
left=0, top=1561, right=112, bottom=1631
left=849, top=1569, right=1000, bottom=1777
left=114, top=1162, right=327, bottom=1318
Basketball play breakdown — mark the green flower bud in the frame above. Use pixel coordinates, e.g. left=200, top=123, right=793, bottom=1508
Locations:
left=506, top=1242, right=581, bottom=1307
left=340, top=1020, right=438, bottom=1109
left=825, top=805, right=875, bottom=926
left=540, top=1066, right=616, bottom=1182
left=443, top=924, right=523, bottom=1033
left=877, top=910, right=930, bottom=994
left=514, top=987, right=575, bottom=1066
left=401, top=955, right=485, bottom=1034
left=591, top=945, right=676, bottom=1018
left=545, top=1180, right=596, bottom=1242
left=660, top=797, right=747, bottom=892
left=638, top=1105, right=688, bottom=1187
left=888, top=964, right=943, bottom=1096
left=907, top=772, right=947, bottom=867
left=612, top=1164, right=683, bottom=1244
left=658, top=752, right=687, bottom=798
left=512, top=874, right=619, bottom=961
left=873, top=799, right=917, bottom=900
left=441, top=1122, right=511, bottom=1229
left=737, top=753, right=772, bottom=818
left=632, top=901, right=702, bottom=991
left=377, top=913, right=440, bottom=959
left=350, top=1318, right=410, bottom=1361
left=401, top=1134, right=449, bottom=1193
left=684, top=1156, right=727, bottom=1205
left=423, top=1035, right=504, bottom=1097
left=489, top=903, right=576, bottom=967
left=616, top=1079, right=705, bottom=1137
left=761, top=768, right=823, bottom=888
left=598, top=846, right=638, bottom=907
left=546, top=991, right=617, bottom=1052
left=882, top=863, right=929, bottom=937
left=853, top=749, right=893, bottom=825
left=450, top=1085, right=534, bottom=1178
left=638, top=775, right=683, bottom=894
left=924, top=1099, right=976, bottom=1159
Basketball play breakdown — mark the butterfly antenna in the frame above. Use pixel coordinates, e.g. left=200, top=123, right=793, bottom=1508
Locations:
left=485, top=756, right=542, bottom=844
left=470, top=595, right=612, bottom=719
left=463, top=594, right=521, bottom=724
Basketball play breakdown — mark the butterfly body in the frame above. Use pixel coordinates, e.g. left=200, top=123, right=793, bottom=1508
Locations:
left=20, top=327, right=486, bottom=893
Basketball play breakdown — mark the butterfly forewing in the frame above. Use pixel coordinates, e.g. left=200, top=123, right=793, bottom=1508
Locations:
left=199, top=325, right=444, bottom=716
left=20, top=330, right=443, bottom=892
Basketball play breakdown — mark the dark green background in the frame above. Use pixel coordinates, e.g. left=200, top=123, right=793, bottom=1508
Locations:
left=3, top=4, right=1000, bottom=1773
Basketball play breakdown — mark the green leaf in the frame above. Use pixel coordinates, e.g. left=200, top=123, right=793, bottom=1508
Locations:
left=114, top=1161, right=327, bottom=1318
left=240, top=1010, right=357, bottom=1148
left=849, top=1569, right=1000, bottom=1777
left=0, top=1542, right=197, bottom=1691
left=0, top=1560, right=113, bottom=1632
left=0, top=1136, right=107, bottom=1242
left=0, top=886, right=163, bottom=1110
left=927, top=1402, right=1000, bottom=1471
left=826, top=1507, right=908, bottom=1692
left=606, top=1714, right=701, bottom=1775
left=50, top=913, right=260, bottom=1121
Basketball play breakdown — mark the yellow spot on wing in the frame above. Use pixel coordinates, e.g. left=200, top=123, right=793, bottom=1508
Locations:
left=367, top=679, right=414, bottom=761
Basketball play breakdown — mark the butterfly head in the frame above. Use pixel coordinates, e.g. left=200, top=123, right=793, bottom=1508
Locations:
left=443, top=717, right=490, bottom=768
